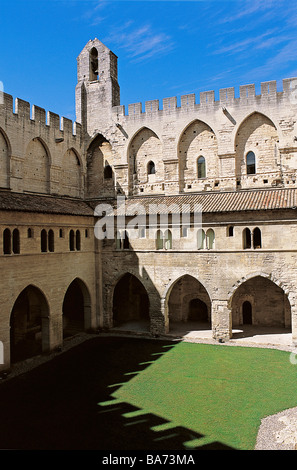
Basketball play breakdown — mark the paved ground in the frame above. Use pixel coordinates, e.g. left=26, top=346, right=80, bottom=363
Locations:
left=113, top=321, right=295, bottom=352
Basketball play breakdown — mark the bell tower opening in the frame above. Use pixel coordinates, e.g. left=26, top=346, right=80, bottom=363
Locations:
left=89, top=47, right=98, bottom=81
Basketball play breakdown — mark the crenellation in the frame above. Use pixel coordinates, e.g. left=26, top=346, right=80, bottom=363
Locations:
left=145, top=99, right=159, bottom=114
left=14, top=97, right=31, bottom=119
left=128, top=102, right=142, bottom=116
left=163, top=96, right=177, bottom=113
left=181, top=93, right=196, bottom=110
left=200, top=90, right=215, bottom=106
left=219, top=87, right=235, bottom=104
left=1, top=92, right=13, bottom=114
left=31, top=105, right=46, bottom=124
left=60, top=116, right=74, bottom=135
left=261, top=80, right=277, bottom=98
left=47, top=110, right=60, bottom=129
left=239, top=84, right=256, bottom=99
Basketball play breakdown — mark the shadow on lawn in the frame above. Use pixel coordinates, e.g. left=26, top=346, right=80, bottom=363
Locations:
left=0, top=336, right=235, bottom=450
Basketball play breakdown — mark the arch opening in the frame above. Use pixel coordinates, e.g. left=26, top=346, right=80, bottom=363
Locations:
left=62, top=279, right=90, bottom=338
left=112, top=273, right=150, bottom=332
left=10, top=285, right=49, bottom=363
left=231, top=276, right=291, bottom=335
left=167, top=275, right=211, bottom=334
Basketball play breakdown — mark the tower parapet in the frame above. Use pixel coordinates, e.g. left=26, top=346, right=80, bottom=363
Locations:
left=111, top=78, right=297, bottom=120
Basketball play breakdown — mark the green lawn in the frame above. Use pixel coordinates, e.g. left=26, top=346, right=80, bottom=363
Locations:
left=111, top=341, right=297, bottom=450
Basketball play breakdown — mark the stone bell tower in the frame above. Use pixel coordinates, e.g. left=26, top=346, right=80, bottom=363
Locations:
left=75, top=38, right=120, bottom=136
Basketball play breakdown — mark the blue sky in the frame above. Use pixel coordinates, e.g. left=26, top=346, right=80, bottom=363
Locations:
left=1, top=0, right=297, bottom=121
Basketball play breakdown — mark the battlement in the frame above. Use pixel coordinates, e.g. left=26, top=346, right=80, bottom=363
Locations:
left=0, top=92, right=82, bottom=137
left=112, top=77, right=297, bottom=119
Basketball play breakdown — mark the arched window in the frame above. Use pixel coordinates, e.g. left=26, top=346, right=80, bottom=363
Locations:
left=246, top=151, right=256, bottom=175
left=164, top=230, right=172, bottom=250
left=3, top=228, right=11, bottom=254
left=227, top=225, right=234, bottom=237
left=27, top=228, right=33, bottom=238
left=148, top=161, right=156, bottom=175
left=41, top=229, right=47, bottom=253
left=89, top=47, right=98, bottom=81
left=123, top=231, right=130, bottom=250
left=156, top=230, right=163, bottom=250
left=76, top=230, right=81, bottom=251
left=12, top=229, right=20, bottom=254
left=116, top=231, right=122, bottom=250
left=69, top=230, right=75, bottom=251
left=104, top=165, right=113, bottom=179
left=243, top=228, right=251, bottom=249
left=197, top=229, right=205, bottom=250
left=253, top=227, right=262, bottom=249
left=206, top=229, right=215, bottom=249
left=197, top=156, right=206, bottom=179
left=48, top=229, right=54, bottom=253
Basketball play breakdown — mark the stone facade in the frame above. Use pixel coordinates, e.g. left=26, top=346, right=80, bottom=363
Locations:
left=1, top=37, right=297, bottom=370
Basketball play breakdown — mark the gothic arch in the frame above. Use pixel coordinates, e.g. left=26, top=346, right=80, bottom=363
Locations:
left=10, top=284, right=50, bottom=363
left=232, top=111, right=280, bottom=151
left=127, top=127, right=163, bottom=190
left=61, top=147, right=83, bottom=197
left=177, top=119, right=218, bottom=150
left=162, top=274, right=212, bottom=329
left=227, top=271, right=292, bottom=307
left=228, top=272, right=293, bottom=328
left=111, top=272, right=150, bottom=329
left=233, top=112, right=281, bottom=178
left=62, top=277, right=92, bottom=337
left=86, top=133, right=113, bottom=198
left=23, top=137, right=51, bottom=193
left=177, top=119, right=219, bottom=190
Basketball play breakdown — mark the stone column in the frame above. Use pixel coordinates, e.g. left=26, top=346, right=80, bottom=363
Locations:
left=150, top=292, right=166, bottom=336
left=211, top=300, right=232, bottom=342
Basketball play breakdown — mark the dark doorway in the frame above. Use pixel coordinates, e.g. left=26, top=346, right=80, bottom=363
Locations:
left=113, top=274, right=150, bottom=330
left=10, top=286, right=48, bottom=363
left=188, top=299, right=208, bottom=322
left=63, top=279, right=85, bottom=338
left=242, top=301, right=252, bottom=325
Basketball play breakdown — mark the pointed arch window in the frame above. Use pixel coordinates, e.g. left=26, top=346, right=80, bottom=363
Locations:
left=246, top=151, right=256, bottom=175
left=156, top=230, right=163, bottom=250
left=48, top=229, right=54, bottom=253
left=243, top=228, right=251, bottom=249
left=76, top=230, right=81, bottom=251
left=198, top=156, right=206, bottom=179
left=253, top=227, right=262, bottom=249
left=148, top=161, right=156, bottom=175
left=116, top=231, right=122, bottom=250
left=89, top=47, right=98, bottom=81
left=123, top=231, right=130, bottom=250
left=69, top=230, right=75, bottom=251
left=3, top=228, right=11, bottom=254
left=41, top=229, right=47, bottom=253
left=164, top=230, right=172, bottom=250
left=197, top=229, right=205, bottom=250
left=104, top=165, right=113, bottom=179
left=206, top=229, right=215, bottom=250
